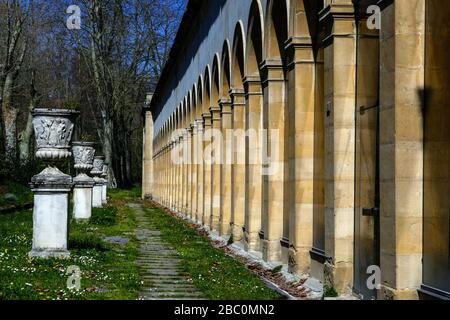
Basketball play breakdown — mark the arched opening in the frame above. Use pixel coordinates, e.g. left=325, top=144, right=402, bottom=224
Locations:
left=244, top=0, right=264, bottom=252
left=197, top=77, right=204, bottom=119
left=220, top=40, right=233, bottom=236
left=232, top=22, right=246, bottom=91
left=221, top=42, right=232, bottom=97
left=203, top=66, right=213, bottom=227
left=231, top=21, right=247, bottom=244
left=203, top=66, right=211, bottom=115
left=261, top=0, right=289, bottom=264
left=210, top=54, right=222, bottom=232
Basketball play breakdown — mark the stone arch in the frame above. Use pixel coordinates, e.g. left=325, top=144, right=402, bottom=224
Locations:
left=265, top=0, right=289, bottom=60
left=246, top=0, right=264, bottom=77
left=290, top=0, right=323, bottom=50
left=232, top=21, right=246, bottom=90
left=211, top=53, right=221, bottom=105
left=221, top=40, right=232, bottom=97
left=197, top=76, right=204, bottom=118
left=187, top=90, right=193, bottom=124
left=203, top=66, right=211, bottom=114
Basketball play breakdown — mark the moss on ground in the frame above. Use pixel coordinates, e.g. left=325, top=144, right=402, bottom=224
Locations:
left=142, top=202, right=282, bottom=300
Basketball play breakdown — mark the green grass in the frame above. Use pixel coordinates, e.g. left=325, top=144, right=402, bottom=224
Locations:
left=0, top=181, right=33, bottom=207
left=142, top=203, right=282, bottom=300
left=0, top=195, right=141, bottom=300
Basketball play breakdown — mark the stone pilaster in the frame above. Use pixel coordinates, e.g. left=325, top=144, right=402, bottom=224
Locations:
left=244, top=76, right=263, bottom=252
left=219, top=98, right=233, bottom=236
left=379, top=0, right=425, bottom=300
left=261, top=59, right=287, bottom=264
left=210, top=106, right=222, bottom=232
left=230, top=89, right=246, bottom=243
left=196, top=119, right=205, bottom=224
left=320, top=2, right=357, bottom=295
left=185, top=127, right=193, bottom=217
left=176, top=134, right=183, bottom=212
left=191, top=123, right=198, bottom=220
left=285, top=36, right=317, bottom=274
left=202, top=113, right=213, bottom=227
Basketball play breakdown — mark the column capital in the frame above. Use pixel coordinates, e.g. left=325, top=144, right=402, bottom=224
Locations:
left=210, top=106, right=222, bottom=121
left=319, top=3, right=356, bottom=47
left=284, top=37, right=315, bottom=69
left=230, top=88, right=246, bottom=107
left=243, top=76, right=263, bottom=96
left=219, top=98, right=232, bottom=115
left=260, top=59, right=285, bottom=84
left=203, top=112, right=212, bottom=127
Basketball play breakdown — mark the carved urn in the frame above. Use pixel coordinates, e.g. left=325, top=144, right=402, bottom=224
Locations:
left=72, top=142, right=96, bottom=172
left=91, top=156, right=105, bottom=176
left=32, top=108, right=80, bottom=161
left=29, top=108, right=80, bottom=259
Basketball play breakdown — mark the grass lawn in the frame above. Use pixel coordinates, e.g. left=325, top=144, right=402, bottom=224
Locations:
left=0, top=187, right=142, bottom=300
left=142, top=202, right=282, bottom=300
left=0, top=185, right=281, bottom=300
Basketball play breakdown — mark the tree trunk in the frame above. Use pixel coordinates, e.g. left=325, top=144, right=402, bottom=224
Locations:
left=18, top=107, right=34, bottom=163
left=19, top=72, right=39, bottom=163
left=1, top=74, right=18, bottom=163
left=101, top=110, right=117, bottom=188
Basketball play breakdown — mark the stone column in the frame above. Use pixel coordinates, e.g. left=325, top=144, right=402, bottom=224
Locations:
left=220, top=98, right=233, bottom=236
left=29, top=108, right=79, bottom=259
left=165, top=144, right=170, bottom=207
left=244, top=76, right=264, bottom=252
left=202, top=113, right=213, bottom=227
left=91, top=156, right=105, bottom=208
left=72, top=142, right=96, bottom=221
left=210, top=106, right=222, bottom=233
left=142, top=110, right=154, bottom=200
left=230, top=89, right=246, bottom=244
left=191, top=122, right=198, bottom=221
left=261, top=59, right=287, bottom=264
left=196, top=119, right=205, bottom=224
left=321, top=2, right=357, bottom=294
left=286, top=36, right=317, bottom=274
left=176, top=135, right=183, bottom=212
left=185, top=127, right=193, bottom=218
left=169, top=140, right=175, bottom=209
left=379, top=0, right=425, bottom=300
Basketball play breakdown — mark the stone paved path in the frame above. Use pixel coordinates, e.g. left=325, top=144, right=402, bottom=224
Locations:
left=130, top=203, right=204, bottom=300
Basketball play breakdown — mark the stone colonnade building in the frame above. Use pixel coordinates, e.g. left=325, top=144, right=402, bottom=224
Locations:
left=142, top=0, right=450, bottom=300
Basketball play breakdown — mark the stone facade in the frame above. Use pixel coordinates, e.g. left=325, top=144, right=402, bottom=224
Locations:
left=143, top=0, right=450, bottom=300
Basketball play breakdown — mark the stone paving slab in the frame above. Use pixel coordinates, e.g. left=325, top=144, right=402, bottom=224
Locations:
left=130, top=203, right=205, bottom=300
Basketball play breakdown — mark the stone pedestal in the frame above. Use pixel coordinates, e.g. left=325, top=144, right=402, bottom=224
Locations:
left=93, top=178, right=103, bottom=208
left=73, top=175, right=95, bottom=221
left=29, top=167, right=72, bottom=259
left=91, top=156, right=105, bottom=208
left=72, top=142, right=96, bottom=221
left=30, top=108, right=79, bottom=259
